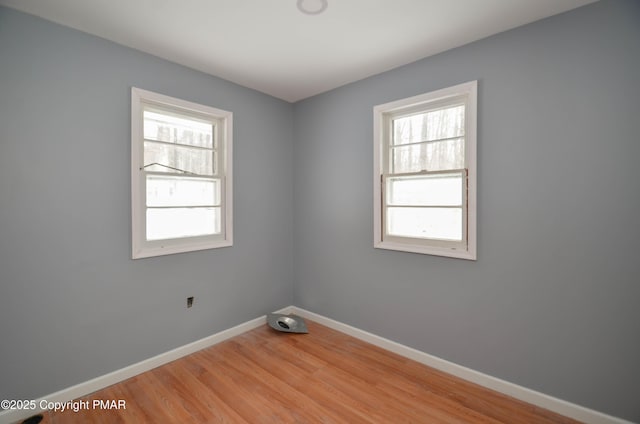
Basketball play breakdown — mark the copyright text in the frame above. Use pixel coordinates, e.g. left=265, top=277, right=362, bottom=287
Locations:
left=2, top=399, right=126, bottom=412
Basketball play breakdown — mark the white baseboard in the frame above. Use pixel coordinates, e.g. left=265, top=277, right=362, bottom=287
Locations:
left=291, top=307, right=632, bottom=424
left=0, top=306, right=293, bottom=424
left=1, top=305, right=630, bottom=424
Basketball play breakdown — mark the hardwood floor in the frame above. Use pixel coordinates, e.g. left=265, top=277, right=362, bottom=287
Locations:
left=35, top=320, right=580, bottom=423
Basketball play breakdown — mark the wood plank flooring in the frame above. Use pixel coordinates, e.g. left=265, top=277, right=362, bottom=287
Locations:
left=35, top=320, right=581, bottom=423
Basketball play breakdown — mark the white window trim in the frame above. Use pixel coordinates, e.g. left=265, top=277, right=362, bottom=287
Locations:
left=373, top=81, right=477, bottom=260
left=131, top=87, right=233, bottom=259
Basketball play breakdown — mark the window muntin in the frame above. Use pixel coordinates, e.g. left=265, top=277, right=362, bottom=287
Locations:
left=390, top=137, right=465, bottom=173
left=132, top=88, right=232, bottom=259
left=374, top=81, right=477, bottom=259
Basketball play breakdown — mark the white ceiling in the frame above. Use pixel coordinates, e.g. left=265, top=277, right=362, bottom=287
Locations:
left=0, top=0, right=597, bottom=102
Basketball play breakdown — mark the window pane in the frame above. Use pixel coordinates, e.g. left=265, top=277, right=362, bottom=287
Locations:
left=144, top=141, right=214, bottom=175
left=387, top=207, right=462, bottom=241
left=391, top=137, right=464, bottom=173
left=147, top=176, right=220, bottom=207
left=144, top=110, right=213, bottom=148
left=147, top=207, right=220, bottom=240
left=387, top=173, right=462, bottom=206
left=392, top=105, right=464, bottom=145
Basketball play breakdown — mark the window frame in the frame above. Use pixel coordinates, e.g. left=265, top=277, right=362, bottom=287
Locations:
left=373, top=81, right=477, bottom=260
left=131, top=87, right=233, bottom=259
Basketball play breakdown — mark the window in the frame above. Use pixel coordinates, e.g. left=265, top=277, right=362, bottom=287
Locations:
left=131, top=87, right=232, bottom=259
left=373, top=81, right=477, bottom=260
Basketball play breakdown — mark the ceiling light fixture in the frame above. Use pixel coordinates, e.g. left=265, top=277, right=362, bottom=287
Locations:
left=297, top=0, right=328, bottom=15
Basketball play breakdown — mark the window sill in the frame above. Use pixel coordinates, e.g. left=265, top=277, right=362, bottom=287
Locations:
left=132, top=239, right=232, bottom=259
left=374, top=240, right=476, bottom=260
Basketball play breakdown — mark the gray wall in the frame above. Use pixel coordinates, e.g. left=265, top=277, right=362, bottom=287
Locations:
left=0, top=7, right=294, bottom=402
left=293, top=0, right=639, bottom=421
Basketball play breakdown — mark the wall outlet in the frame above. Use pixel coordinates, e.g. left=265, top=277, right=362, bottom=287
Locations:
left=187, top=296, right=194, bottom=308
